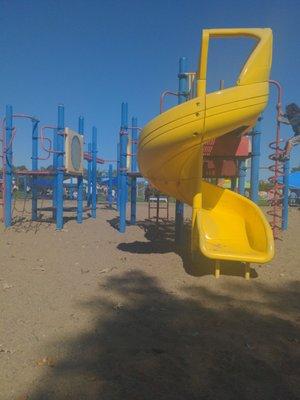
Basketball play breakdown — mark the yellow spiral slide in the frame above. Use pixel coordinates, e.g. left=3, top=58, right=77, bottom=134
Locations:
left=138, top=28, right=274, bottom=271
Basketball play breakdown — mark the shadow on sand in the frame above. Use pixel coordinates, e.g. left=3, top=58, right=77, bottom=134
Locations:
left=110, top=217, right=258, bottom=279
left=9, top=203, right=110, bottom=233
left=27, top=271, right=300, bottom=399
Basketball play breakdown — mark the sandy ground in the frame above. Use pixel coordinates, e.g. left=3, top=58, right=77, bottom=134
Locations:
left=0, top=201, right=299, bottom=400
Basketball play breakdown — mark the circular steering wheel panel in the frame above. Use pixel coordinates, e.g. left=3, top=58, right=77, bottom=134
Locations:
left=71, top=135, right=82, bottom=171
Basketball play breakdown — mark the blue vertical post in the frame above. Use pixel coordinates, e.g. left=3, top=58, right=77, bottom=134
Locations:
left=238, top=159, right=247, bottom=195
left=230, top=178, right=237, bottom=191
left=91, top=126, right=97, bottom=219
left=130, top=116, right=138, bottom=225
left=24, top=176, right=27, bottom=195
left=282, top=157, right=290, bottom=230
left=31, top=118, right=39, bottom=220
left=56, top=104, right=64, bottom=230
left=119, top=102, right=128, bottom=233
left=87, top=143, right=92, bottom=206
left=250, top=117, right=262, bottom=203
left=70, top=177, right=74, bottom=199
left=77, top=116, right=84, bottom=223
left=52, top=113, right=58, bottom=219
left=117, top=142, right=121, bottom=210
left=108, top=164, right=113, bottom=208
left=175, top=57, right=188, bottom=246
left=4, top=105, right=13, bottom=228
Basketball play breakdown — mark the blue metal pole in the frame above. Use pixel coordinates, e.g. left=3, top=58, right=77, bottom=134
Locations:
left=130, top=116, right=138, bottom=225
left=24, top=175, right=28, bottom=193
left=52, top=114, right=58, bottom=220
left=175, top=57, right=188, bottom=245
left=108, top=163, right=113, bottom=208
left=119, top=102, right=128, bottom=233
left=56, top=104, right=64, bottom=230
left=282, top=157, right=290, bottom=230
left=230, top=178, right=237, bottom=191
left=238, top=159, right=247, bottom=195
left=24, top=176, right=27, bottom=196
left=70, top=177, right=74, bottom=199
left=31, top=118, right=39, bottom=221
left=4, top=105, right=13, bottom=228
left=87, top=143, right=92, bottom=207
left=77, top=116, right=84, bottom=223
left=117, top=142, right=120, bottom=210
left=250, top=117, right=262, bottom=203
left=91, top=126, right=97, bottom=219
left=131, top=117, right=138, bottom=173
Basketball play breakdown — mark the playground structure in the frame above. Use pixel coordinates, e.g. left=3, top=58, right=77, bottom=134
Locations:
left=0, top=27, right=297, bottom=279
left=279, top=171, right=300, bottom=204
left=116, top=103, right=141, bottom=232
left=266, top=80, right=295, bottom=236
left=115, top=32, right=297, bottom=269
left=148, top=195, right=170, bottom=222
left=115, top=103, right=171, bottom=228
left=115, top=82, right=259, bottom=235
left=138, top=28, right=278, bottom=278
left=0, top=104, right=108, bottom=230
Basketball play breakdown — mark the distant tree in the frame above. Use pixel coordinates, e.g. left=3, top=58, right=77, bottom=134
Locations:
left=259, top=180, right=272, bottom=191
left=291, top=165, right=300, bottom=173
left=13, top=165, right=28, bottom=172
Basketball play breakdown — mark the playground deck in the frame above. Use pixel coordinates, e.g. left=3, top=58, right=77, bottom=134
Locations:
left=1, top=202, right=299, bottom=400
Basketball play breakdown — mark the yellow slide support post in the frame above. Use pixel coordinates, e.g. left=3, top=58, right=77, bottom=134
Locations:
left=138, top=28, right=274, bottom=277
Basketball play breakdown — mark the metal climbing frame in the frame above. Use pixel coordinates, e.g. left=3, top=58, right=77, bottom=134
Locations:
left=0, top=104, right=103, bottom=229
left=148, top=196, right=169, bottom=222
left=267, top=80, right=286, bottom=239
left=118, top=102, right=141, bottom=233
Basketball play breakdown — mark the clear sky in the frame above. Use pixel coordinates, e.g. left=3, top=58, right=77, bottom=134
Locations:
left=0, top=0, right=299, bottom=176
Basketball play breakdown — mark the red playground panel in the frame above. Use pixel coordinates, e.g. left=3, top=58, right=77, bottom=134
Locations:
left=203, top=135, right=251, bottom=157
left=203, top=159, right=238, bottom=178
left=203, top=134, right=250, bottom=178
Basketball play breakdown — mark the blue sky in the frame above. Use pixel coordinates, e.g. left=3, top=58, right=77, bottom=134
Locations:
left=0, top=0, right=299, bottom=177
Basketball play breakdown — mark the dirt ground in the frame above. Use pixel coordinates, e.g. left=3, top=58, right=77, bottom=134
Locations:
left=0, top=201, right=299, bottom=400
